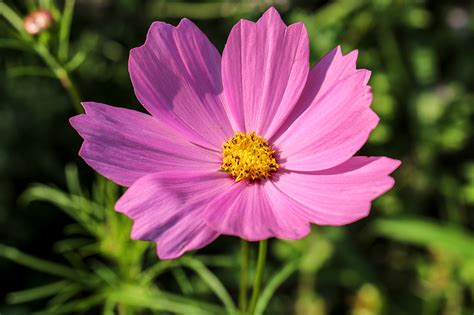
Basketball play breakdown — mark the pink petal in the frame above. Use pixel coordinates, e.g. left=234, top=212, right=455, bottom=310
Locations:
left=270, top=46, right=359, bottom=140
left=221, top=7, right=309, bottom=138
left=115, top=171, right=233, bottom=259
left=272, top=157, right=401, bottom=226
left=203, top=180, right=310, bottom=241
left=274, top=66, right=378, bottom=171
left=70, top=102, right=220, bottom=187
left=129, top=18, right=233, bottom=149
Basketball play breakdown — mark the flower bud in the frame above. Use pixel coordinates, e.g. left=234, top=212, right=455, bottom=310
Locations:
left=23, top=9, right=53, bottom=35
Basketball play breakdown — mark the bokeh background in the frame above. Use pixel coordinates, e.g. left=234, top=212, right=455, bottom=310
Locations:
left=1, top=0, right=473, bottom=314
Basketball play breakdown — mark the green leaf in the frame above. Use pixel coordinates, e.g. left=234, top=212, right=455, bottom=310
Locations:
left=172, top=267, right=194, bottom=295
left=0, top=244, right=90, bottom=281
left=7, top=281, right=70, bottom=304
left=36, top=293, right=105, bottom=314
left=46, top=283, right=83, bottom=308
left=6, top=66, right=55, bottom=78
left=372, top=216, right=474, bottom=258
left=64, top=51, right=86, bottom=71
left=0, top=38, right=32, bottom=51
left=91, top=261, right=119, bottom=286
left=181, top=257, right=238, bottom=314
left=54, top=238, right=91, bottom=254
left=21, top=184, right=102, bottom=234
left=109, top=285, right=224, bottom=315
left=140, top=260, right=180, bottom=285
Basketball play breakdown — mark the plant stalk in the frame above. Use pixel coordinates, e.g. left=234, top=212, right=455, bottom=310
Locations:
left=248, top=240, right=267, bottom=314
left=33, top=44, right=83, bottom=113
left=239, top=240, right=249, bottom=314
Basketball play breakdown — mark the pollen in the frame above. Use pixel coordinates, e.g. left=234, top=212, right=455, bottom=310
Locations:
left=220, top=132, right=279, bottom=181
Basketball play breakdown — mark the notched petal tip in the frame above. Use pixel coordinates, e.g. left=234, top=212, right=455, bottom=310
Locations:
left=76, top=101, right=115, bottom=117
left=381, top=157, right=402, bottom=174
left=130, top=20, right=175, bottom=56
left=68, top=114, right=84, bottom=129
left=76, top=141, right=87, bottom=159
left=360, top=69, right=372, bottom=84
left=261, top=6, right=282, bottom=21
left=69, top=102, right=94, bottom=126
left=346, top=48, right=359, bottom=60
left=234, top=6, right=292, bottom=29
left=80, top=101, right=99, bottom=114
left=177, top=17, right=195, bottom=29
left=114, top=193, right=128, bottom=214
left=326, top=45, right=360, bottom=75
left=137, top=18, right=200, bottom=52
left=260, top=6, right=309, bottom=30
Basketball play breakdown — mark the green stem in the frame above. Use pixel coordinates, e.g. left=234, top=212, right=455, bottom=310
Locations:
left=239, top=240, right=249, bottom=314
left=58, top=0, right=75, bottom=62
left=60, top=70, right=82, bottom=113
left=33, top=44, right=83, bottom=113
left=248, top=240, right=267, bottom=314
left=254, top=259, right=299, bottom=315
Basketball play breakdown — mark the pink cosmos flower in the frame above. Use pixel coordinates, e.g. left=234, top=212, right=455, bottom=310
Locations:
left=70, top=8, right=400, bottom=259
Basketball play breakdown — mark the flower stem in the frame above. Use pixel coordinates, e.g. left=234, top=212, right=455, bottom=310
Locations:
left=239, top=240, right=249, bottom=314
left=59, top=70, right=82, bottom=113
left=33, top=44, right=83, bottom=114
left=248, top=240, right=267, bottom=314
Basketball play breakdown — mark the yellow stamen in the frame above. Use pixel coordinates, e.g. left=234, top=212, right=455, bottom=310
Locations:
left=220, top=132, right=279, bottom=181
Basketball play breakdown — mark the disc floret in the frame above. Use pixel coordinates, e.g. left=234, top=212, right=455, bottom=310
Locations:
left=220, top=132, right=279, bottom=181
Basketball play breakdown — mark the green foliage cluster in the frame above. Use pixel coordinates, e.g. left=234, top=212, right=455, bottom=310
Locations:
left=1, top=0, right=473, bottom=314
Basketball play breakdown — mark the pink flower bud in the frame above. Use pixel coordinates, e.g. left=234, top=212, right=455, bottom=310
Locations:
left=23, top=9, right=53, bottom=35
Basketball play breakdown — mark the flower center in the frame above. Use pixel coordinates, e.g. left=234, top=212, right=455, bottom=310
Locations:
left=220, top=132, right=279, bottom=181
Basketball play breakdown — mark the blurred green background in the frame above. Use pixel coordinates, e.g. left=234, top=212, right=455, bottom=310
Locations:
left=1, top=0, right=473, bottom=314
